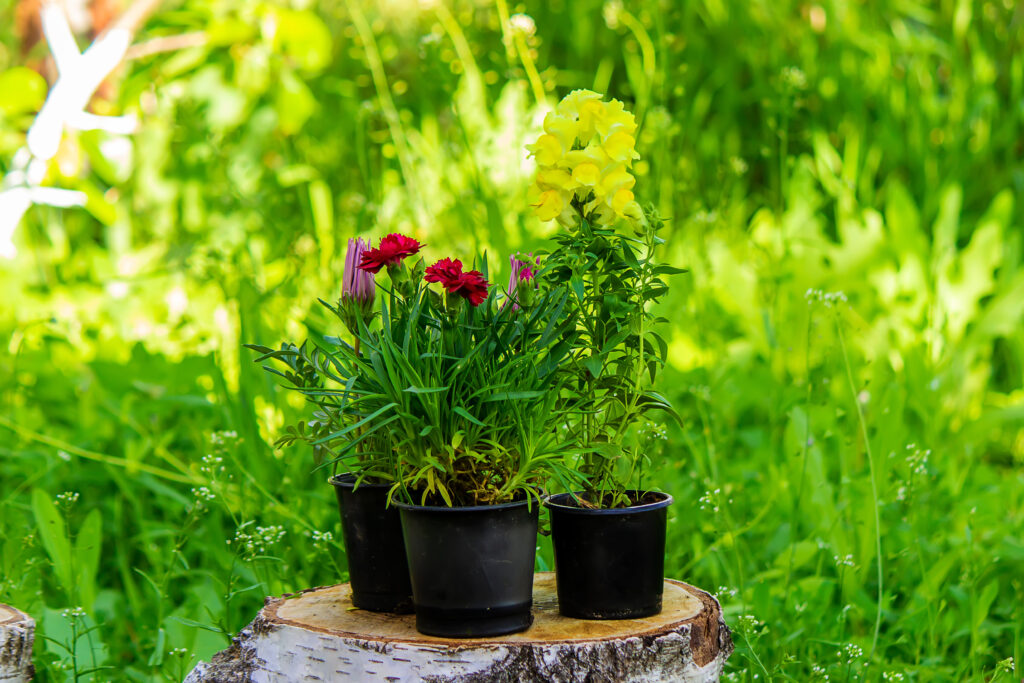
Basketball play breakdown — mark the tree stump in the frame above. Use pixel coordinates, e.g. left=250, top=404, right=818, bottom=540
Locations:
left=185, top=573, right=732, bottom=682
left=0, top=605, right=34, bottom=683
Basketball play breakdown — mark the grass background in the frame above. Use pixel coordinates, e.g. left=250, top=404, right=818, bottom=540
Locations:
left=1, top=0, right=1022, bottom=680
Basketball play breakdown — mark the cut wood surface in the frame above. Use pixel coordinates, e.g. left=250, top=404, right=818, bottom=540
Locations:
left=0, top=605, right=35, bottom=683
left=185, top=572, right=733, bottom=682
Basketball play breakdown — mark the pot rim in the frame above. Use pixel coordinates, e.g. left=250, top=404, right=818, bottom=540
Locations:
left=328, top=473, right=393, bottom=490
left=544, top=490, right=673, bottom=515
left=393, top=497, right=536, bottom=513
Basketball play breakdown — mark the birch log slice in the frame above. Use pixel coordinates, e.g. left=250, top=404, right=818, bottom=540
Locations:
left=0, top=605, right=35, bottom=683
left=185, top=573, right=732, bottom=683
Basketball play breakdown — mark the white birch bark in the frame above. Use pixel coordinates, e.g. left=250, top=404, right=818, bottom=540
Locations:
left=0, top=605, right=35, bottom=683
left=185, top=573, right=732, bottom=683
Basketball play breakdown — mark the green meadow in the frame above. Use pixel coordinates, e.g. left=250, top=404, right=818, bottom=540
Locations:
left=1, top=0, right=1021, bottom=680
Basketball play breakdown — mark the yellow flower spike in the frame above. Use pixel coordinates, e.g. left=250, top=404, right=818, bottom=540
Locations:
left=595, top=98, right=638, bottom=137
left=562, top=144, right=610, bottom=171
left=611, top=188, right=636, bottom=216
left=537, top=168, right=579, bottom=192
left=526, top=134, right=564, bottom=167
left=576, top=99, right=606, bottom=143
left=623, top=199, right=644, bottom=221
left=602, top=131, right=640, bottom=165
left=542, top=112, right=579, bottom=151
left=555, top=89, right=603, bottom=118
left=533, top=189, right=565, bottom=221
left=572, top=162, right=601, bottom=186
left=596, top=164, right=636, bottom=199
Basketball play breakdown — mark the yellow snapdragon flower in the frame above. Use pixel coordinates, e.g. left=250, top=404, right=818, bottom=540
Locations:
left=527, top=90, right=642, bottom=226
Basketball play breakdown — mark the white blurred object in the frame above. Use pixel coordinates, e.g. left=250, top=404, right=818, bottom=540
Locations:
left=0, top=0, right=155, bottom=260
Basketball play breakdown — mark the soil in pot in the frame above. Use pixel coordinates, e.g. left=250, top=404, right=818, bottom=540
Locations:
left=397, top=498, right=539, bottom=638
left=546, top=490, right=673, bottom=619
left=330, top=474, right=414, bottom=613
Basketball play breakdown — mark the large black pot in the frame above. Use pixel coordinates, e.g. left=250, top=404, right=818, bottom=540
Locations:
left=546, top=491, right=673, bottom=619
left=396, top=498, right=539, bottom=638
left=330, top=474, right=413, bottom=613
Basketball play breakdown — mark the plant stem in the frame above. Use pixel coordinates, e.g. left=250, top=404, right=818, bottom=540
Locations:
left=836, top=312, right=883, bottom=660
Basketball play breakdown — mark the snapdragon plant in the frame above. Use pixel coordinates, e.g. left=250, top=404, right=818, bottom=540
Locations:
left=528, top=90, right=683, bottom=507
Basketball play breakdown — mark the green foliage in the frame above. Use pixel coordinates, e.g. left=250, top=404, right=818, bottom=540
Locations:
left=547, top=205, right=679, bottom=503
left=0, top=0, right=1021, bottom=680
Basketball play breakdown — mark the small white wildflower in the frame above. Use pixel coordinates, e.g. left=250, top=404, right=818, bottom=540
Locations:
left=699, top=488, right=722, bottom=513
left=509, top=13, right=536, bottom=36
left=736, top=614, right=762, bottom=635
left=191, top=486, right=216, bottom=505
left=56, top=491, right=79, bottom=505
left=61, top=606, right=86, bottom=620
left=200, top=453, right=226, bottom=476
left=307, top=529, right=334, bottom=551
left=839, top=643, right=863, bottom=663
left=782, top=66, right=807, bottom=89
left=834, top=554, right=855, bottom=567
left=882, top=673, right=905, bottom=681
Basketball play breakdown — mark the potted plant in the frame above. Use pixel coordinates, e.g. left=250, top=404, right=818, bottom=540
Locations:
left=246, top=234, right=425, bottom=614
left=527, top=90, right=684, bottom=619
left=353, top=249, right=577, bottom=637
left=257, top=235, right=577, bottom=636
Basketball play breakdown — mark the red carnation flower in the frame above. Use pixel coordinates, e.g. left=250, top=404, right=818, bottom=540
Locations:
left=449, top=270, right=490, bottom=307
left=424, top=257, right=463, bottom=284
left=358, top=233, right=423, bottom=273
left=424, top=258, right=490, bottom=307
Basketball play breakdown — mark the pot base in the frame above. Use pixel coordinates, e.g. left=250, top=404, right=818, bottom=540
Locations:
left=351, top=591, right=415, bottom=614
left=557, top=599, right=662, bottom=620
left=414, top=602, right=534, bottom=638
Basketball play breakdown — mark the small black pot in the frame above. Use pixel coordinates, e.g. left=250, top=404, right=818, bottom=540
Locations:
left=546, top=491, right=673, bottom=620
left=330, top=474, right=413, bottom=613
left=396, top=499, right=539, bottom=638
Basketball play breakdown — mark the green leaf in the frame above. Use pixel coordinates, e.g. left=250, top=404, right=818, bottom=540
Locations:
left=75, top=509, right=103, bottom=611
left=275, top=69, right=317, bottom=136
left=313, top=402, right=398, bottom=444
left=0, top=67, right=48, bottom=115
left=453, top=406, right=486, bottom=426
left=309, top=179, right=334, bottom=271
left=31, top=489, right=73, bottom=596
left=482, top=391, right=544, bottom=402
left=652, top=265, right=688, bottom=275
left=620, top=242, right=641, bottom=271
left=268, top=8, right=334, bottom=74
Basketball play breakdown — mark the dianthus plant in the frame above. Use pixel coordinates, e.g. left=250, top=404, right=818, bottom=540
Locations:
left=528, top=90, right=682, bottom=507
left=250, top=236, right=580, bottom=507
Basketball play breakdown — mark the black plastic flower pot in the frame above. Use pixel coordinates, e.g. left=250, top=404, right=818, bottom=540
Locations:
left=330, top=474, right=414, bottom=614
left=396, top=498, right=539, bottom=638
left=546, top=491, right=673, bottom=620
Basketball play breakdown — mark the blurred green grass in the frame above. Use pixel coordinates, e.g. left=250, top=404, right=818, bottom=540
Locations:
left=0, top=0, right=1022, bottom=680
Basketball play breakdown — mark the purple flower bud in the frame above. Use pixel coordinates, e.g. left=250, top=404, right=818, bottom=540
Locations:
left=343, top=237, right=376, bottom=306
left=506, top=252, right=540, bottom=310
left=340, top=238, right=376, bottom=335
